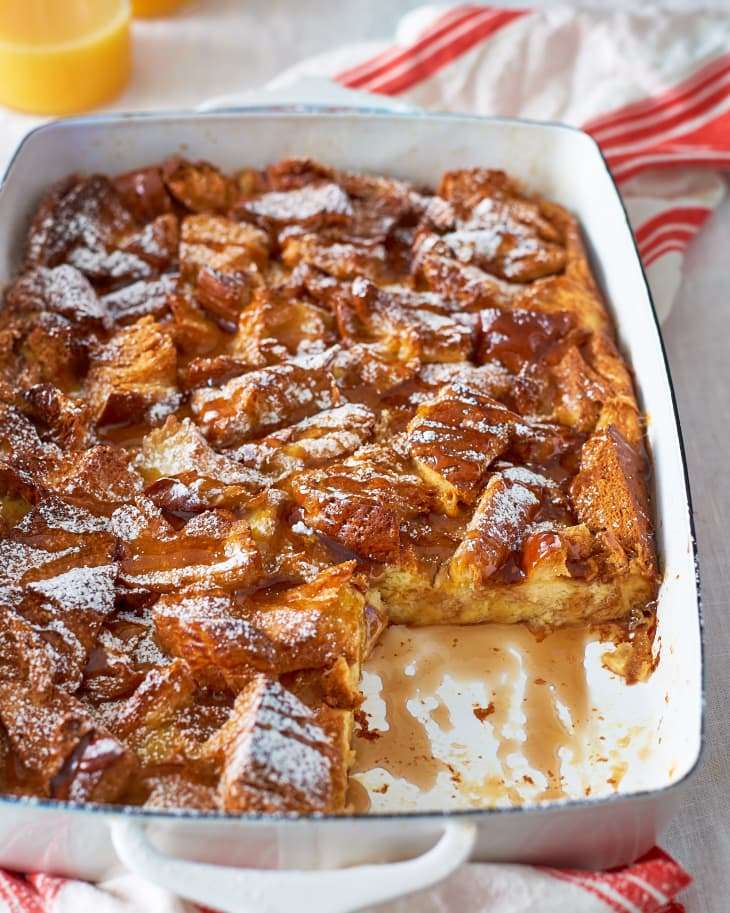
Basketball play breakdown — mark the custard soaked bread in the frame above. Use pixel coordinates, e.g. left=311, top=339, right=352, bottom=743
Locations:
left=0, top=157, right=658, bottom=813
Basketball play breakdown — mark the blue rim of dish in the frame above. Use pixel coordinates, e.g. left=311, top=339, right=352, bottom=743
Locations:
left=0, top=106, right=704, bottom=826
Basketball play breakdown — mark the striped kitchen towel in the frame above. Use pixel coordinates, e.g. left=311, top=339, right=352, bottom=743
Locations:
left=0, top=846, right=692, bottom=912
left=270, top=3, right=730, bottom=323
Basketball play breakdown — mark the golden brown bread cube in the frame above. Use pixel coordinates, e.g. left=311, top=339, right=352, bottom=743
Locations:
left=227, top=403, right=377, bottom=492
left=179, top=213, right=269, bottom=278
left=181, top=212, right=268, bottom=252
left=195, top=266, right=253, bottom=325
left=477, top=307, right=576, bottom=371
left=14, top=317, right=88, bottom=393
left=114, top=165, right=173, bottom=223
left=191, top=354, right=339, bottom=448
left=117, top=213, right=179, bottom=274
left=336, top=277, right=475, bottom=363
left=115, top=503, right=263, bottom=594
left=85, top=316, right=180, bottom=426
left=99, top=273, right=178, bottom=326
left=570, top=426, right=656, bottom=575
left=65, top=240, right=156, bottom=289
left=582, top=333, right=644, bottom=445
left=0, top=402, right=61, bottom=499
left=413, top=232, right=519, bottom=310
left=437, top=168, right=528, bottom=213
left=163, top=158, right=232, bottom=213
left=153, top=562, right=368, bottom=705
left=0, top=678, right=134, bottom=801
left=416, top=361, right=512, bottom=403
left=112, top=659, right=196, bottom=740
left=137, top=415, right=268, bottom=498
left=434, top=168, right=567, bottom=283
left=262, top=158, right=424, bottom=238
left=82, top=631, right=144, bottom=703
left=337, top=168, right=426, bottom=236
left=513, top=207, right=610, bottom=333
left=237, top=181, right=353, bottom=232
left=0, top=602, right=57, bottom=697
left=230, top=287, right=335, bottom=366
left=45, top=444, right=144, bottom=509
left=23, top=175, right=146, bottom=287
left=264, top=157, right=335, bottom=191
left=23, top=560, right=118, bottom=649
left=238, top=487, right=343, bottom=586
left=6, top=265, right=109, bottom=332
left=179, top=354, right=250, bottom=391
left=442, top=470, right=544, bottom=588
left=256, top=403, right=376, bottom=472
left=328, top=344, right=417, bottom=400
left=550, top=345, right=608, bottom=432
left=153, top=594, right=269, bottom=692
left=0, top=496, right=119, bottom=690
left=167, top=290, right=224, bottom=356
left=205, top=674, right=349, bottom=813
left=405, top=383, right=517, bottom=514
left=281, top=232, right=391, bottom=283
left=266, top=164, right=424, bottom=283
left=289, top=444, right=435, bottom=561
left=20, top=383, right=93, bottom=451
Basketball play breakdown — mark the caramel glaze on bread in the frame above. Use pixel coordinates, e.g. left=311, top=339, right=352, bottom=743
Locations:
left=0, top=157, right=658, bottom=812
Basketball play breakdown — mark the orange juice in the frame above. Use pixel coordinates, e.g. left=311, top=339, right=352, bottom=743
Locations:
left=0, top=0, right=131, bottom=115
left=132, top=0, right=186, bottom=16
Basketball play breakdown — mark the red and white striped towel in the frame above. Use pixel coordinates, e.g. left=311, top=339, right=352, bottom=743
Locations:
left=270, top=2, right=730, bottom=323
left=0, top=846, right=691, bottom=913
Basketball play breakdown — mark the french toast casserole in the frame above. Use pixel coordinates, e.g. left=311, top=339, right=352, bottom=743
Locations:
left=0, top=156, right=658, bottom=814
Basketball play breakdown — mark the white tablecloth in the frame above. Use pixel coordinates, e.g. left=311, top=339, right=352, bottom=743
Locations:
left=0, top=2, right=727, bottom=910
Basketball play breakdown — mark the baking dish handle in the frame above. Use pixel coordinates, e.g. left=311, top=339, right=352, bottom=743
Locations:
left=111, top=817, right=476, bottom=913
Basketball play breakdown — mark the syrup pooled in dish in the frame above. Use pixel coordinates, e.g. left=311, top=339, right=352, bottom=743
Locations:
left=0, top=157, right=658, bottom=812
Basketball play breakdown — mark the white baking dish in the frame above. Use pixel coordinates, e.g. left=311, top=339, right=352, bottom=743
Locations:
left=0, top=105, right=702, bottom=913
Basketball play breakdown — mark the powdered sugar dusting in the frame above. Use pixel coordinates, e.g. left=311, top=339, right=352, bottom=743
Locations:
left=220, top=676, right=334, bottom=811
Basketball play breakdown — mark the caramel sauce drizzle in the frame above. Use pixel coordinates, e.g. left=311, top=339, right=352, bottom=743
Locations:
left=354, top=622, right=590, bottom=806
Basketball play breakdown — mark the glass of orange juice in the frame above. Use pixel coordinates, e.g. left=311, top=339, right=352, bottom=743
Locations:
left=0, top=0, right=131, bottom=115
left=132, top=0, right=186, bottom=16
